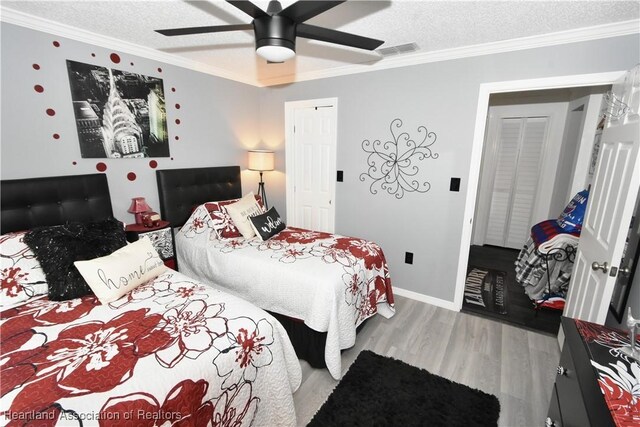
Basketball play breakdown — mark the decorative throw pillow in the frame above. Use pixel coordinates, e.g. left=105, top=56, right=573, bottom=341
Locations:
left=249, top=207, right=286, bottom=241
left=24, top=218, right=128, bottom=301
left=0, top=231, right=48, bottom=306
left=74, top=237, right=167, bottom=304
left=207, top=194, right=265, bottom=239
left=225, top=192, right=265, bottom=239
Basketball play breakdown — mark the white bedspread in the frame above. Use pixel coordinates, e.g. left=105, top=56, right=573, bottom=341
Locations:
left=176, top=204, right=395, bottom=379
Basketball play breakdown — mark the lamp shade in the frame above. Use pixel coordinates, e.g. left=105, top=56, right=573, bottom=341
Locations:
left=248, top=150, right=275, bottom=171
left=128, top=197, right=151, bottom=214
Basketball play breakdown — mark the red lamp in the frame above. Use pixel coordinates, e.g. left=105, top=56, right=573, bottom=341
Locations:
left=128, top=197, right=151, bottom=225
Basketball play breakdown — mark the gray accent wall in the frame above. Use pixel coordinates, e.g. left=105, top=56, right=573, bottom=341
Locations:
left=2, top=19, right=639, bottom=306
left=1, top=22, right=262, bottom=223
left=259, top=34, right=640, bottom=302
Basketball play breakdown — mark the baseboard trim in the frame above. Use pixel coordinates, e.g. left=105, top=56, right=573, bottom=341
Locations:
left=393, top=287, right=459, bottom=312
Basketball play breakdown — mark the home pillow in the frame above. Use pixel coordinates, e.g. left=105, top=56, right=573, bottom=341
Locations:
left=0, top=231, right=48, bottom=306
left=225, top=192, right=265, bottom=239
left=207, top=195, right=265, bottom=239
left=249, top=207, right=286, bottom=241
left=74, top=237, right=166, bottom=304
left=24, top=218, right=128, bottom=301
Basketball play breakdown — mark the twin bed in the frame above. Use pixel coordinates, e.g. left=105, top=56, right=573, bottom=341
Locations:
left=0, top=167, right=396, bottom=425
left=156, top=166, right=395, bottom=380
left=0, top=173, right=301, bottom=426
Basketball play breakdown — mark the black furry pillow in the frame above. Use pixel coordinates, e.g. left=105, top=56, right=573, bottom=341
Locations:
left=24, top=218, right=128, bottom=301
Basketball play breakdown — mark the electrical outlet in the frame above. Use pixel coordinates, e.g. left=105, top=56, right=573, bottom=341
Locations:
left=337, top=170, right=344, bottom=182
left=450, top=177, right=461, bottom=192
left=405, top=252, right=413, bottom=264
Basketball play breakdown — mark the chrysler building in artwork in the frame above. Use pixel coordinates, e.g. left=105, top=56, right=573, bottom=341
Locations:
left=102, top=68, right=144, bottom=158
left=67, top=60, right=170, bottom=159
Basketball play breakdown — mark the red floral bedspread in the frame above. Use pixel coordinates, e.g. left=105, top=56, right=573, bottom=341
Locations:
left=177, top=205, right=396, bottom=380
left=0, top=271, right=301, bottom=426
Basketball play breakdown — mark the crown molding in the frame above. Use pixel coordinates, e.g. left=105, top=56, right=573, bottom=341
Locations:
left=259, top=19, right=640, bottom=87
left=1, top=6, right=638, bottom=88
left=0, top=6, right=260, bottom=87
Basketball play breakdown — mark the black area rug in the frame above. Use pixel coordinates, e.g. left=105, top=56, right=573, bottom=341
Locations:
left=463, top=266, right=508, bottom=315
left=308, top=350, right=500, bottom=427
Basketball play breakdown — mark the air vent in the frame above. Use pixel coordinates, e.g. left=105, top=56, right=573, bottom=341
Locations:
left=376, top=42, right=419, bottom=57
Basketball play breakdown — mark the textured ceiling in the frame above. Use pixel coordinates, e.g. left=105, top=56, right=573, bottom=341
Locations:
left=2, top=0, right=639, bottom=86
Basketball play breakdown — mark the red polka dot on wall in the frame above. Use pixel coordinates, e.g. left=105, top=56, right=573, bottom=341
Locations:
left=91, top=53, right=96, bottom=57
left=53, top=41, right=60, bottom=47
left=171, top=87, right=176, bottom=92
left=53, top=133, right=60, bottom=140
left=175, top=103, right=181, bottom=109
left=171, top=157, right=174, bottom=161
left=96, top=162, right=107, bottom=172
left=175, top=136, right=180, bottom=141
left=130, top=62, right=135, bottom=66
left=72, top=161, right=77, bottom=165
left=157, top=67, right=163, bottom=73
left=110, top=53, right=121, bottom=64
left=34, top=85, right=44, bottom=93
left=32, top=64, right=41, bottom=70
left=127, top=172, right=137, bottom=181
left=149, top=160, right=158, bottom=169
left=175, top=119, right=181, bottom=125
left=46, top=108, right=56, bottom=116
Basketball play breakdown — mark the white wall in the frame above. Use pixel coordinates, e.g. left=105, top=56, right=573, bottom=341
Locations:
left=259, top=34, right=640, bottom=304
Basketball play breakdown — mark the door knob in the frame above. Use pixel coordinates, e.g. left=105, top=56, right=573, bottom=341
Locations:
left=591, top=261, right=609, bottom=273
left=619, top=266, right=631, bottom=276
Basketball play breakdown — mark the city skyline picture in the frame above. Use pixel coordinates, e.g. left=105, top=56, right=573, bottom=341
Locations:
left=66, top=60, right=170, bottom=158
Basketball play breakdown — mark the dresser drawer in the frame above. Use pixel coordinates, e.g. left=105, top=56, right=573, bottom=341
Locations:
left=547, top=318, right=616, bottom=427
left=555, top=339, right=590, bottom=427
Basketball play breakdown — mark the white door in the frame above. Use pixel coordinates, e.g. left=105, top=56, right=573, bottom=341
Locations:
left=565, top=66, right=640, bottom=324
left=474, top=101, right=567, bottom=247
left=285, top=99, right=337, bottom=233
left=484, top=116, right=549, bottom=248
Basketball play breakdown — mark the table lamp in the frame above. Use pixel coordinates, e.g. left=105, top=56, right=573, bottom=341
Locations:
left=248, top=150, right=275, bottom=209
left=128, top=197, right=151, bottom=225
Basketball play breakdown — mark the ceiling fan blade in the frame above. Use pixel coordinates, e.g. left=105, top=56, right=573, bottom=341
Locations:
left=297, top=23, right=383, bottom=50
left=156, top=24, right=253, bottom=36
left=279, top=1, right=345, bottom=23
left=226, top=1, right=269, bottom=19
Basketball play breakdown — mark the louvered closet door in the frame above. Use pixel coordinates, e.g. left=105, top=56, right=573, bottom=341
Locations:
left=485, top=116, right=549, bottom=249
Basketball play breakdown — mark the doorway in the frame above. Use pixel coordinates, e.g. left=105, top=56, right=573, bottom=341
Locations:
left=284, top=98, right=338, bottom=233
left=458, top=79, right=618, bottom=334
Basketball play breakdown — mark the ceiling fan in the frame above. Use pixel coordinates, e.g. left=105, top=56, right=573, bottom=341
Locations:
left=156, top=0, right=384, bottom=63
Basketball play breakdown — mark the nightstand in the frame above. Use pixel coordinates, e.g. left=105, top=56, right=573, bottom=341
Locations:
left=125, top=221, right=177, bottom=270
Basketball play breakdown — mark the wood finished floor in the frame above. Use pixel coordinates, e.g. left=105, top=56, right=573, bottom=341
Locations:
left=293, top=295, right=560, bottom=427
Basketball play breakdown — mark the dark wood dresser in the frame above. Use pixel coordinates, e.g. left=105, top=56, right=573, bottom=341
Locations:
left=547, top=317, right=638, bottom=427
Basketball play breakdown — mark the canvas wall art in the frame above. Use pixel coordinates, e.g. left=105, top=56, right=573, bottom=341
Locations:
left=66, top=60, right=169, bottom=158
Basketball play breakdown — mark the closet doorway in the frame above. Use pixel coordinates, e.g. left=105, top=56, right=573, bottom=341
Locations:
left=463, top=86, right=609, bottom=334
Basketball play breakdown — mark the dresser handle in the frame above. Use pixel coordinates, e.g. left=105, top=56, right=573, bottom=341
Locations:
left=545, top=416, right=560, bottom=427
left=556, top=366, right=567, bottom=376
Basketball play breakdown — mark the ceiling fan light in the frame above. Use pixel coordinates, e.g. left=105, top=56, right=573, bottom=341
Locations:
left=256, top=45, right=295, bottom=62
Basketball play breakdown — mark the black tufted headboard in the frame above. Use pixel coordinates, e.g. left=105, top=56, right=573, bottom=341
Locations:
left=156, top=166, right=242, bottom=227
left=1, top=174, right=114, bottom=234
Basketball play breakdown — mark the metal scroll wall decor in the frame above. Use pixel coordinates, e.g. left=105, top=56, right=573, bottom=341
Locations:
left=360, top=118, right=439, bottom=199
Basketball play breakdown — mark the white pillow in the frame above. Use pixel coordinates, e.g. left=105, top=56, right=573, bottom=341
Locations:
left=225, top=192, right=265, bottom=239
left=74, top=237, right=167, bottom=304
